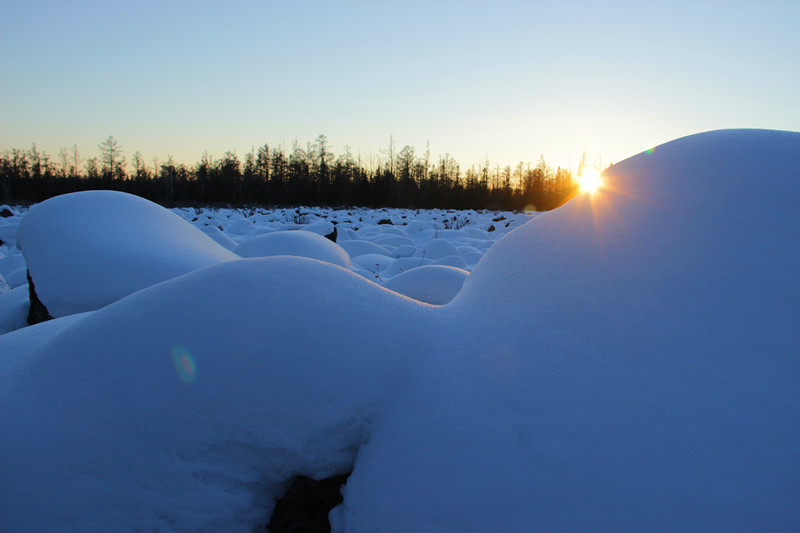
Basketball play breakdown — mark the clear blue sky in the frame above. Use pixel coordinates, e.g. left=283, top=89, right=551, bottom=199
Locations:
left=2, top=0, right=798, bottom=171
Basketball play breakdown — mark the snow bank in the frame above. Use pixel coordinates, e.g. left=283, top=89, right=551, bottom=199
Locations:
left=381, top=265, right=468, bottom=305
left=0, top=257, right=435, bottom=532
left=337, top=239, right=392, bottom=258
left=0, top=216, right=21, bottom=248
left=17, top=191, right=238, bottom=317
left=412, top=237, right=460, bottom=260
left=234, top=230, right=351, bottom=268
left=344, top=129, right=800, bottom=531
left=0, top=284, right=28, bottom=334
left=1, top=130, right=798, bottom=532
left=199, top=225, right=238, bottom=250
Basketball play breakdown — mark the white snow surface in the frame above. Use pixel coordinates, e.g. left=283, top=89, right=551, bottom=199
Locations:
left=234, top=230, right=351, bottom=268
left=17, top=190, right=239, bottom=317
left=381, top=265, right=468, bottom=305
left=337, top=239, right=392, bottom=258
left=0, top=284, right=28, bottom=334
left=0, top=129, right=798, bottom=531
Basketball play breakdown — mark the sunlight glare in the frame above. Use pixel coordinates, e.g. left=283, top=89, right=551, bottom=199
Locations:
left=576, top=169, right=603, bottom=194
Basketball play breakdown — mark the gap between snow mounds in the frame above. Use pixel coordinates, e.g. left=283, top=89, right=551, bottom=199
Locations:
left=25, top=269, right=52, bottom=325
left=264, top=472, right=351, bottom=533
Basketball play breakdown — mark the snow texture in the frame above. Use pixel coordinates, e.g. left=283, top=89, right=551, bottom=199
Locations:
left=17, top=190, right=239, bottom=317
left=0, top=129, right=798, bottom=532
left=381, top=265, right=468, bottom=305
left=234, top=230, right=351, bottom=268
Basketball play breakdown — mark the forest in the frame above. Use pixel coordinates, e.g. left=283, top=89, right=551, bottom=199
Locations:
left=0, top=135, right=581, bottom=211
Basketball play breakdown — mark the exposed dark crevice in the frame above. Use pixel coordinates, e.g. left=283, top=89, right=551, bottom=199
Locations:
left=27, top=270, right=53, bottom=325
left=264, top=472, right=351, bottom=533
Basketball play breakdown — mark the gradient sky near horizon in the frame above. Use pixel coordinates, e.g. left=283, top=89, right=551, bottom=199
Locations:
left=2, top=0, right=798, bottom=171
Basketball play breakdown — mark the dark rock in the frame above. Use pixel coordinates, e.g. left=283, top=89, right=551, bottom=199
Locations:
left=27, top=270, right=53, bottom=325
left=324, top=226, right=337, bottom=243
left=0, top=208, right=13, bottom=218
left=265, top=473, right=350, bottom=533
left=377, top=219, right=392, bottom=225
left=492, top=216, right=505, bottom=222
left=487, top=225, right=495, bottom=232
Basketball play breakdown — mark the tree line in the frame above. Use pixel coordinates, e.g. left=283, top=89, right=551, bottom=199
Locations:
left=0, top=135, right=580, bottom=211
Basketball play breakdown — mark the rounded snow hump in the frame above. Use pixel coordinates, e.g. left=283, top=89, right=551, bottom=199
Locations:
left=1, top=130, right=799, bottom=532
left=17, top=190, right=238, bottom=317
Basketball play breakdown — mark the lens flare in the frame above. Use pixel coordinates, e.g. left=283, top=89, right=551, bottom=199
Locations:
left=576, top=169, right=603, bottom=195
left=172, top=346, right=196, bottom=384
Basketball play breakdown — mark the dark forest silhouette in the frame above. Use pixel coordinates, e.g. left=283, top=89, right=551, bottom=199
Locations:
left=0, top=135, right=580, bottom=211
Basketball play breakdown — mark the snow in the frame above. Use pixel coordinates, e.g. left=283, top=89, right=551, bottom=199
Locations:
left=412, top=237, right=460, bottom=260
left=0, top=257, right=435, bottom=532
left=0, top=284, right=28, bottom=334
left=198, top=225, right=238, bottom=250
left=350, top=253, right=395, bottom=277
left=337, top=239, right=392, bottom=258
left=234, top=230, right=351, bottom=269
left=4, top=267, right=27, bottom=289
left=1, top=129, right=798, bottom=531
left=381, top=265, right=469, bottom=305
left=0, top=252, right=26, bottom=280
left=17, top=190, right=239, bottom=317
left=344, top=129, right=800, bottom=532
left=0, top=217, right=21, bottom=248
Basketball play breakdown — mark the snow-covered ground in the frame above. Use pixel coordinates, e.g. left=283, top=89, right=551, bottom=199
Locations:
left=0, top=199, right=531, bottom=331
left=1, top=129, right=798, bottom=531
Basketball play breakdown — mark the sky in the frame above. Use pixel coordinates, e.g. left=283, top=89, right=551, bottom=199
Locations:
left=2, top=0, right=798, bottom=172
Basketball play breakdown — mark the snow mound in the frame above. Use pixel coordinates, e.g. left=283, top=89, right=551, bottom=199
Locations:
left=346, top=129, right=800, bottom=531
left=234, top=230, right=350, bottom=268
left=4, top=267, right=27, bottom=289
left=199, top=225, right=238, bottom=250
left=0, top=285, right=29, bottom=334
left=338, top=239, right=392, bottom=258
left=1, top=130, right=799, bottom=532
left=0, top=217, right=21, bottom=247
left=0, top=257, right=435, bottom=532
left=382, top=256, right=431, bottom=278
left=17, top=191, right=239, bottom=317
left=0, top=253, right=25, bottom=280
left=430, top=254, right=468, bottom=269
left=412, top=238, right=460, bottom=260
left=381, top=265, right=468, bottom=305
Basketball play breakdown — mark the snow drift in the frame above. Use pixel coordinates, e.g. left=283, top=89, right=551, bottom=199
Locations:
left=1, top=129, right=798, bottom=532
left=234, top=229, right=351, bottom=268
left=17, top=190, right=238, bottom=317
left=0, top=257, right=435, bottom=531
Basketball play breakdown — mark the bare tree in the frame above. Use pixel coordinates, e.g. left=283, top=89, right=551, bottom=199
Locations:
left=381, top=134, right=396, bottom=175
left=70, top=145, right=83, bottom=178
left=58, top=147, right=70, bottom=178
left=98, top=135, right=123, bottom=179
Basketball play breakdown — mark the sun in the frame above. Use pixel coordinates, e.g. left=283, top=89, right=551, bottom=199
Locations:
left=576, top=169, right=603, bottom=194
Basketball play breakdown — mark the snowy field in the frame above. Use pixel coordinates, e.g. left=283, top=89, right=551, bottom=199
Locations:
left=1, top=129, right=799, bottom=532
left=0, top=202, right=532, bottom=331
